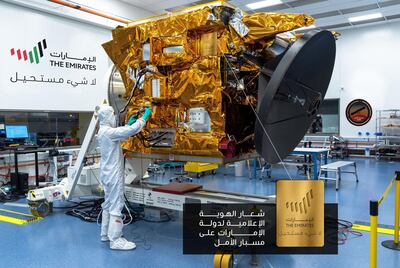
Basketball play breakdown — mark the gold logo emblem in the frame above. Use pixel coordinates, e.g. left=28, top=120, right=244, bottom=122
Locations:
left=286, top=188, right=314, bottom=214
left=276, top=180, right=324, bottom=247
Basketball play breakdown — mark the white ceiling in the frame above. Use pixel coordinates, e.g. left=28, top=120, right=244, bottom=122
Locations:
left=119, top=0, right=400, bottom=30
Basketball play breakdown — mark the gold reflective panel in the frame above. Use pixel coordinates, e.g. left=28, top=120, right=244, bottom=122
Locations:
left=201, top=32, right=218, bottom=56
left=276, top=180, right=324, bottom=247
left=102, top=1, right=313, bottom=159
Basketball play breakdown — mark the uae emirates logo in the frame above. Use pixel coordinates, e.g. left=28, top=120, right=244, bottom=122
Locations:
left=285, top=189, right=314, bottom=214
left=10, top=39, right=47, bottom=64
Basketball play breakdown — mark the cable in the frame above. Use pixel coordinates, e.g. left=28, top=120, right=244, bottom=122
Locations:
left=145, top=132, right=168, bottom=142
left=119, top=77, right=141, bottom=115
left=0, top=188, right=24, bottom=203
left=108, top=65, right=117, bottom=112
left=53, top=199, right=100, bottom=209
left=218, top=43, right=293, bottom=180
left=137, top=133, right=151, bottom=148
left=119, top=67, right=153, bottom=118
left=136, top=132, right=169, bottom=148
left=62, top=197, right=136, bottom=226
left=124, top=203, right=133, bottom=225
left=97, top=207, right=102, bottom=226
left=0, top=187, right=7, bottom=196
left=150, top=138, right=167, bottom=147
left=123, top=192, right=171, bottom=223
left=63, top=199, right=103, bottom=222
left=325, top=217, right=363, bottom=245
left=236, top=134, right=254, bottom=145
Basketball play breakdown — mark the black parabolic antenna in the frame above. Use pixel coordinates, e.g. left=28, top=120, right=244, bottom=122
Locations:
left=255, top=30, right=336, bottom=164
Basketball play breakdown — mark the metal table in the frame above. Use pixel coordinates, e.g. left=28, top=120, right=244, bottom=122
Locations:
left=290, top=147, right=330, bottom=180
left=11, top=148, right=47, bottom=187
left=126, top=151, right=259, bottom=164
left=126, top=151, right=261, bottom=179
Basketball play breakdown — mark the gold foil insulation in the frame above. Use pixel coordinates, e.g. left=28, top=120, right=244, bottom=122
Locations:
left=102, top=2, right=313, bottom=158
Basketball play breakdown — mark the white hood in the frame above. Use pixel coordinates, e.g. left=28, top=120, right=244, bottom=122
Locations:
left=97, top=105, right=116, bottom=127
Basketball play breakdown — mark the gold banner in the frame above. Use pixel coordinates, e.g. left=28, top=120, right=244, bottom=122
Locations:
left=276, top=180, right=324, bottom=247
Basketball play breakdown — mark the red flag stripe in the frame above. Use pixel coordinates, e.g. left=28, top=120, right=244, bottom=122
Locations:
left=10, top=48, right=15, bottom=56
left=23, top=50, right=28, bottom=61
left=17, top=49, right=22, bottom=60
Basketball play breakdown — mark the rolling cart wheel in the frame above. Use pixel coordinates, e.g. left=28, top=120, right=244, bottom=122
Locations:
left=29, top=200, right=51, bottom=218
left=197, top=173, right=201, bottom=178
left=213, top=253, right=233, bottom=268
left=212, top=169, right=217, bottom=175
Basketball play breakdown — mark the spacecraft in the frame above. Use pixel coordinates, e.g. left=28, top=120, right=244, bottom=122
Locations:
left=27, top=1, right=337, bottom=217
left=103, top=1, right=336, bottom=164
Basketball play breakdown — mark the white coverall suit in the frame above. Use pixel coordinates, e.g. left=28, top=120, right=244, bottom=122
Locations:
left=97, top=105, right=145, bottom=249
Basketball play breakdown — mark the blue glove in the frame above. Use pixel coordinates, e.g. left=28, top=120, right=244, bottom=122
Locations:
left=140, top=107, right=152, bottom=121
left=127, top=114, right=137, bottom=125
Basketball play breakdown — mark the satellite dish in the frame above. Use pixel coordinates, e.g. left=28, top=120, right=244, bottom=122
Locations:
left=255, top=30, right=336, bottom=164
left=108, top=66, right=126, bottom=113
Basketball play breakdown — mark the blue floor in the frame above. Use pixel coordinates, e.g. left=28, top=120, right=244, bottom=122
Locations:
left=1, top=157, right=399, bottom=267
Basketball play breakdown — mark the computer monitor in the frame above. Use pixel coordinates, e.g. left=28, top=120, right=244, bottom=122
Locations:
left=0, top=124, right=5, bottom=136
left=6, top=125, right=29, bottom=139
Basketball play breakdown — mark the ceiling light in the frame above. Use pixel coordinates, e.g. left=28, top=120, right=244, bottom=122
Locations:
left=348, top=13, right=382, bottom=23
left=246, top=0, right=283, bottom=10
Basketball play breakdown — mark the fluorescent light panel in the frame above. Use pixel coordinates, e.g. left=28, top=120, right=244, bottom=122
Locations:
left=246, top=0, right=283, bottom=10
left=348, top=13, right=382, bottom=22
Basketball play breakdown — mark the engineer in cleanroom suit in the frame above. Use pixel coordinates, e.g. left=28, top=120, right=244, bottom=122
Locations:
left=97, top=105, right=151, bottom=250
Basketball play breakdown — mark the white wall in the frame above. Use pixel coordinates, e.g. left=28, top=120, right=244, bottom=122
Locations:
left=0, top=2, right=111, bottom=111
left=0, top=1, right=110, bottom=111
left=0, top=1, right=154, bottom=112
left=3, top=0, right=155, bottom=29
left=71, top=0, right=153, bottom=20
left=325, top=21, right=400, bottom=137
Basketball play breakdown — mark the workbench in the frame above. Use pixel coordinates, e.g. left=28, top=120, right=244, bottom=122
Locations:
left=290, top=147, right=330, bottom=180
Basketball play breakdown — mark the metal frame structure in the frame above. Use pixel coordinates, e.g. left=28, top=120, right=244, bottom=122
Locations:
left=64, top=112, right=99, bottom=199
left=124, top=182, right=275, bottom=211
left=290, top=147, right=329, bottom=180
left=126, top=151, right=259, bottom=165
left=375, top=109, right=400, bottom=160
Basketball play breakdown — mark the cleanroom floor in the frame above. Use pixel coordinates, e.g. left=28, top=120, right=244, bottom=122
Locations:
left=0, top=157, right=399, bottom=268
